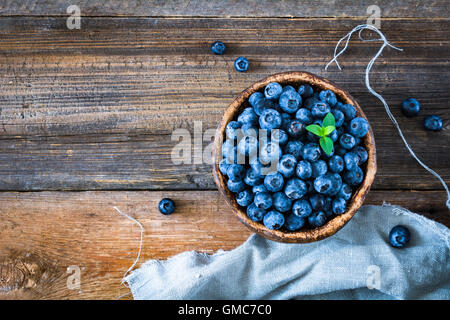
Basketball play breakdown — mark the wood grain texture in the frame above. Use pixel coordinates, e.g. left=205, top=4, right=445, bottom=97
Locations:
left=0, top=0, right=449, bottom=18
left=0, top=190, right=448, bottom=300
left=0, top=17, right=448, bottom=191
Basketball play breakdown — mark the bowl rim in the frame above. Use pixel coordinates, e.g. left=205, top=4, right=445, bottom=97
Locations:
left=212, top=71, right=377, bottom=243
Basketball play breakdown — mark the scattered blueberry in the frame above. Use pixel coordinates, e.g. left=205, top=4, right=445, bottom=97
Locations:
left=331, top=109, right=345, bottom=127
left=389, top=225, right=411, bottom=248
left=158, top=198, right=175, bottom=215
left=263, top=210, right=285, bottom=230
left=286, top=119, right=305, bottom=138
left=244, top=167, right=263, bottom=186
left=295, top=108, right=313, bottom=124
left=227, top=164, right=245, bottom=181
left=337, top=183, right=353, bottom=201
left=344, top=152, right=360, bottom=171
left=234, top=57, right=249, bottom=72
left=423, top=115, right=443, bottom=131
left=311, top=101, right=331, bottom=119
left=211, top=41, right=226, bottom=55
left=338, top=104, right=357, bottom=121
left=401, top=98, right=420, bottom=117
left=260, top=141, right=282, bottom=164
left=252, top=184, right=268, bottom=194
left=238, top=107, right=258, bottom=125
left=309, top=194, right=326, bottom=211
left=351, top=146, right=368, bottom=164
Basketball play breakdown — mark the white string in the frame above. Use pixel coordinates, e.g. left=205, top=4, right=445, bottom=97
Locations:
left=113, top=206, right=144, bottom=299
left=325, top=24, right=450, bottom=210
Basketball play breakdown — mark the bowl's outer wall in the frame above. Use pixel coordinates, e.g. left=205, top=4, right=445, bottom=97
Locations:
left=212, top=71, right=377, bottom=243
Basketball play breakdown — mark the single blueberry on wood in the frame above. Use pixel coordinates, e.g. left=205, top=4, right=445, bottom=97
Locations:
left=234, top=57, right=249, bottom=72
left=211, top=41, right=226, bottom=55
left=401, top=98, right=420, bottom=117
left=423, top=115, right=443, bottom=131
left=158, top=198, right=175, bottom=215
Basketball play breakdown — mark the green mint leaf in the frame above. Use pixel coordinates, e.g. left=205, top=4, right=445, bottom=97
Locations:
left=319, top=136, right=334, bottom=155
left=322, top=112, right=335, bottom=128
left=322, top=125, right=335, bottom=136
left=305, top=124, right=323, bottom=137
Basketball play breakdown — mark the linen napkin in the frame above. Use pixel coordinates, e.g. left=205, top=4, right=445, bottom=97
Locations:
left=124, top=204, right=450, bottom=300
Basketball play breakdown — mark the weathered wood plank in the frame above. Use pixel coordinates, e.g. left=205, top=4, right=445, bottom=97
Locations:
left=0, top=0, right=448, bottom=18
left=0, top=190, right=447, bottom=299
left=0, top=17, right=448, bottom=191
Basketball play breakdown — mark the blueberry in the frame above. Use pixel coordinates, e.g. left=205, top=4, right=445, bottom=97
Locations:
left=337, top=183, right=353, bottom=200
left=158, top=198, right=175, bottom=215
left=260, top=141, right=282, bottom=164
left=298, top=84, right=314, bottom=98
left=332, top=198, right=347, bottom=215
left=252, top=184, right=268, bottom=194
left=308, top=211, right=327, bottom=227
left=264, top=82, right=283, bottom=100
left=223, top=146, right=238, bottom=164
left=339, top=104, right=357, bottom=121
left=263, top=210, right=285, bottom=230
left=311, top=160, right=328, bottom=178
left=244, top=168, right=263, bottom=186
left=249, top=92, right=264, bottom=108
left=234, top=57, right=249, bottom=72
left=349, top=117, right=370, bottom=138
left=226, top=121, right=242, bottom=140
left=343, top=166, right=364, bottom=186
left=238, top=107, right=258, bottom=125
left=309, top=194, right=326, bottom=211
left=211, top=41, right=226, bottom=55
left=282, top=85, right=296, bottom=93
left=323, top=197, right=333, bottom=216
left=389, top=225, right=411, bottom=248
left=271, top=129, right=288, bottom=146
left=273, top=191, right=292, bottom=213
left=284, top=178, right=307, bottom=200
left=344, top=152, right=360, bottom=171
left=264, top=172, right=284, bottom=192
left=296, top=160, right=312, bottom=179
left=277, top=154, right=297, bottom=178
left=334, top=145, right=347, bottom=157
left=254, top=192, right=273, bottom=210
left=303, top=96, right=319, bottom=109
left=313, top=174, right=334, bottom=195
left=311, top=101, right=331, bottom=118
left=259, top=108, right=282, bottom=130
left=222, top=139, right=235, bottom=158
left=351, top=146, right=368, bottom=164
left=319, top=90, right=337, bottom=107
left=227, top=179, right=245, bottom=193
left=339, top=133, right=357, bottom=150
left=302, top=143, right=321, bottom=162
left=280, top=112, right=292, bottom=131
left=423, top=115, right=443, bottom=131
left=328, top=155, right=344, bottom=173
left=253, top=98, right=275, bottom=116
left=237, top=135, right=258, bottom=156
left=219, top=159, right=230, bottom=175
left=284, top=214, right=305, bottom=231
left=330, top=173, right=343, bottom=196
left=279, top=90, right=302, bottom=114
left=227, top=164, right=245, bottom=181
left=236, top=190, right=254, bottom=207
left=401, top=98, right=420, bottom=117
left=286, top=119, right=305, bottom=138
left=292, top=199, right=313, bottom=218
left=331, top=109, right=345, bottom=127
left=295, top=108, right=313, bottom=124
left=247, top=203, right=266, bottom=222
left=250, top=156, right=273, bottom=176
left=329, top=129, right=339, bottom=142
left=284, top=140, right=304, bottom=160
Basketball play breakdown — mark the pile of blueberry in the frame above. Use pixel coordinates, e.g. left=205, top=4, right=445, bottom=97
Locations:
left=219, top=81, right=370, bottom=231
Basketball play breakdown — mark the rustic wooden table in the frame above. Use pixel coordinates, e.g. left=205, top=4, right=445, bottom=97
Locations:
left=0, top=1, right=448, bottom=299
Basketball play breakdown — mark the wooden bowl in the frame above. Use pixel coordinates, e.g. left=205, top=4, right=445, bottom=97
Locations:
left=212, top=71, right=377, bottom=243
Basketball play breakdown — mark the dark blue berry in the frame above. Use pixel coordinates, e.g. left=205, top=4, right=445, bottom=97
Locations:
left=319, top=90, right=337, bottom=107
left=279, top=90, right=302, bottom=114
left=227, top=179, right=245, bottom=193
left=302, top=143, right=321, bottom=162
left=249, top=92, right=264, bottom=108
left=311, top=101, right=331, bottom=119
left=263, top=210, right=285, bottom=230
left=296, top=160, right=312, bottom=179
left=351, top=146, right=368, bottom=164
left=158, top=198, right=175, bottom=215
left=254, top=192, right=273, bottom=210
left=264, top=172, right=284, bottom=192
left=343, top=166, right=364, bottom=186
left=337, top=183, right=352, bottom=200
left=284, top=140, right=304, bottom=160
left=311, top=160, right=328, bottom=178
left=329, top=129, right=339, bottom=142
left=308, top=211, right=327, bottom=227
left=271, top=129, right=288, bottom=146
left=237, top=135, right=258, bottom=156
left=423, top=115, right=443, bottom=131
left=331, top=109, right=345, bottom=127
left=244, top=167, right=263, bottom=186
left=238, top=107, right=258, bottom=125
left=284, top=214, right=305, bottom=231
left=252, top=98, right=274, bottom=116
left=259, top=108, right=282, bottom=130
left=328, top=155, right=344, bottom=173
left=389, top=225, right=411, bottom=248
left=339, top=133, right=357, bottom=150
left=332, top=198, right=347, bottom=215
left=264, top=82, right=283, bottom=100
left=234, top=57, right=249, bottom=72
left=309, top=194, right=326, bottom=211
left=298, top=84, right=314, bottom=98
left=284, top=178, right=307, bottom=200
left=292, top=199, right=313, bottom=218
left=304, top=96, right=319, bottom=109
left=211, top=41, right=226, bottom=55
left=280, top=112, right=292, bottom=131
left=219, top=159, right=230, bottom=175
left=282, top=85, right=296, bottom=93
left=273, top=191, right=292, bottom=212
left=286, top=119, right=305, bottom=138
left=277, top=154, right=297, bottom=178
left=252, top=184, right=268, bottom=194
left=260, top=141, right=282, bottom=164
left=247, top=203, right=266, bottom=222
left=338, top=104, right=357, bottom=121
left=236, top=189, right=254, bottom=207
left=313, top=174, right=335, bottom=195
left=227, top=164, right=245, bottom=181
left=344, top=152, right=360, bottom=171
left=401, top=98, right=420, bottom=117
left=295, top=108, right=313, bottom=124
left=349, top=117, right=370, bottom=138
